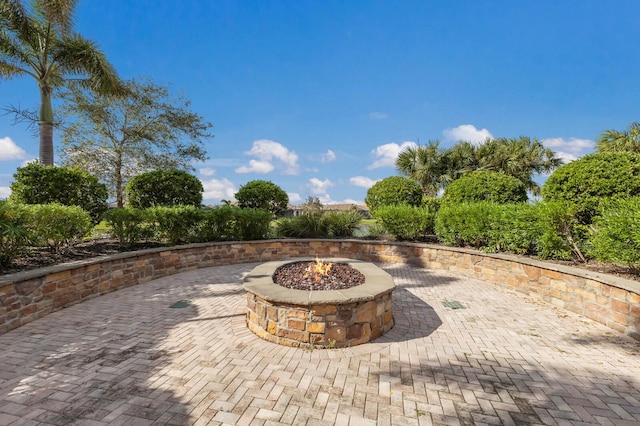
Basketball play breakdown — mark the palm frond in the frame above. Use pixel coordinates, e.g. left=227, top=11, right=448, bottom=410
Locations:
left=34, top=0, right=78, bottom=34
left=52, top=33, right=123, bottom=94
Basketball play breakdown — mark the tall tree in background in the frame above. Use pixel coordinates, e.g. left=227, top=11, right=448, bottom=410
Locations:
left=596, top=121, right=640, bottom=153
left=395, top=141, right=448, bottom=196
left=59, top=78, right=212, bottom=207
left=446, top=137, right=562, bottom=195
left=0, top=0, right=123, bottom=165
left=396, top=137, right=562, bottom=196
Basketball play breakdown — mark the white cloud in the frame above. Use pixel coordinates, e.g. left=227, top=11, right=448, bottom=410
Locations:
left=542, top=137, right=595, bottom=164
left=288, top=192, right=302, bottom=203
left=0, top=187, right=10, bottom=199
left=0, top=137, right=28, bottom=161
left=308, top=178, right=334, bottom=196
left=442, top=124, right=493, bottom=144
left=235, top=159, right=275, bottom=174
left=349, top=176, right=378, bottom=188
left=542, top=137, right=594, bottom=153
left=199, top=167, right=215, bottom=177
left=555, top=152, right=579, bottom=163
left=238, top=139, right=299, bottom=175
left=368, top=141, right=417, bottom=169
left=369, top=112, right=389, bottom=120
left=321, top=150, right=336, bottom=163
left=201, top=178, right=237, bottom=202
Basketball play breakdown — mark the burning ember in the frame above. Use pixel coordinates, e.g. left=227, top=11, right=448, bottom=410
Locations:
left=303, top=257, right=333, bottom=284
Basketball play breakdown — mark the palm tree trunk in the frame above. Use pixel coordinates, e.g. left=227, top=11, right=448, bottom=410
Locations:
left=39, top=85, right=55, bottom=165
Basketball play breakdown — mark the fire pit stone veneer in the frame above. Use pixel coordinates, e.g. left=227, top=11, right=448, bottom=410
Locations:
left=243, top=258, right=395, bottom=348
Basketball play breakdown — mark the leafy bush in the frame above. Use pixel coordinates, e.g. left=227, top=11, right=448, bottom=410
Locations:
left=24, top=203, right=92, bottom=253
left=433, top=202, right=537, bottom=254
left=434, top=201, right=585, bottom=259
left=234, top=208, right=273, bottom=240
left=421, top=196, right=441, bottom=212
left=127, top=169, right=203, bottom=208
left=235, top=180, right=289, bottom=216
left=435, top=202, right=496, bottom=248
left=482, top=203, right=538, bottom=254
left=365, top=176, right=423, bottom=214
left=0, top=201, right=30, bottom=266
left=196, top=206, right=272, bottom=242
left=324, top=210, right=363, bottom=237
left=149, top=205, right=202, bottom=245
left=533, top=201, right=587, bottom=261
left=10, top=163, right=108, bottom=223
left=442, top=171, right=528, bottom=204
left=197, top=206, right=240, bottom=242
left=375, top=204, right=436, bottom=241
left=105, top=208, right=154, bottom=247
left=589, top=197, right=640, bottom=269
left=276, top=211, right=328, bottom=238
left=541, top=152, right=640, bottom=223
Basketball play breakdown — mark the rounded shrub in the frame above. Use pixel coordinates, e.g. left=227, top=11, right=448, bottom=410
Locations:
left=127, top=169, right=203, bottom=208
left=365, top=176, right=423, bottom=214
left=10, top=163, right=108, bottom=223
left=234, top=180, right=289, bottom=216
left=541, top=152, right=640, bottom=223
left=442, top=171, right=528, bottom=204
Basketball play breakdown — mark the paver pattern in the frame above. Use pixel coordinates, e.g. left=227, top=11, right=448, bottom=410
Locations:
left=0, top=262, right=638, bottom=425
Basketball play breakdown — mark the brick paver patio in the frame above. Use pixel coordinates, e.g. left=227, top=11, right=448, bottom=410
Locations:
left=0, top=262, right=638, bottom=425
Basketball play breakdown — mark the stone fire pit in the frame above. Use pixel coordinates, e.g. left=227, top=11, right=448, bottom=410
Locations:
left=243, top=258, right=395, bottom=348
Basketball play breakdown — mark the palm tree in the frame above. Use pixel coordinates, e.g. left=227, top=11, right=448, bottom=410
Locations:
left=395, top=141, right=448, bottom=197
left=596, top=122, right=640, bottom=153
left=483, top=137, right=562, bottom=195
left=0, top=0, right=123, bottom=165
left=438, top=137, right=562, bottom=195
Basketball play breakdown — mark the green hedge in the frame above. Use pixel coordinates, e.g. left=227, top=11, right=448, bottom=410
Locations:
left=24, top=203, right=92, bottom=254
left=434, top=201, right=586, bottom=260
left=105, top=205, right=273, bottom=247
left=589, top=197, right=640, bottom=269
left=374, top=204, right=436, bottom=241
left=105, top=208, right=154, bottom=247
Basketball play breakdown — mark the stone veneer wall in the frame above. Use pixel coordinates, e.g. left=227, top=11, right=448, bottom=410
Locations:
left=246, top=293, right=394, bottom=348
left=1, top=240, right=639, bottom=340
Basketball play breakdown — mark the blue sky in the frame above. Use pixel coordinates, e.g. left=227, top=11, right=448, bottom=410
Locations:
left=1, top=0, right=640, bottom=205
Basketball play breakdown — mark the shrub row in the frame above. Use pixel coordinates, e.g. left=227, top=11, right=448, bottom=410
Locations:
left=433, top=201, right=585, bottom=260
left=0, top=201, right=93, bottom=266
left=0, top=203, right=273, bottom=267
left=106, top=205, right=273, bottom=246
left=370, top=197, right=640, bottom=267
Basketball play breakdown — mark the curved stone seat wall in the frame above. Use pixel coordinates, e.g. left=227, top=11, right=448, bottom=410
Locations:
left=1, top=240, right=638, bottom=340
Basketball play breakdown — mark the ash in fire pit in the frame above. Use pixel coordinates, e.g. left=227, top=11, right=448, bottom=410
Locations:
left=273, top=259, right=365, bottom=291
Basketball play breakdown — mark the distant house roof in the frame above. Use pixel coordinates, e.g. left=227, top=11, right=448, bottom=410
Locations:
left=286, top=203, right=368, bottom=212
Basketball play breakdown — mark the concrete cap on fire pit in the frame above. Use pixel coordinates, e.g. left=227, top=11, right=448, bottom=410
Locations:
left=242, top=258, right=395, bottom=305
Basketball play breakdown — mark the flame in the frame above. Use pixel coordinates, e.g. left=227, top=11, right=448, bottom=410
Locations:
left=303, top=257, right=333, bottom=284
